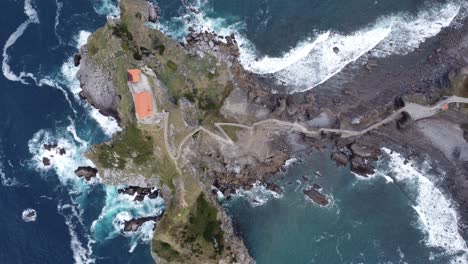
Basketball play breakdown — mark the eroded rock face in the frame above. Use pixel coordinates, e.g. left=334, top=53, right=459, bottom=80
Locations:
left=123, top=215, right=162, bottom=232
left=118, top=186, right=159, bottom=202
left=74, top=166, right=98, bottom=181
left=303, top=186, right=329, bottom=206
left=77, top=46, right=120, bottom=120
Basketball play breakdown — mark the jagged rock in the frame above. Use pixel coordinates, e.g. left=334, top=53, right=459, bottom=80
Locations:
left=265, top=182, right=283, bottom=194
left=118, top=186, right=159, bottom=201
left=188, top=26, right=195, bottom=32
left=74, top=166, right=98, bottom=181
left=42, top=157, right=51, bottom=166
left=58, top=148, right=66, bottom=155
left=146, top=2, right=160, bottom=23
left=331, top=151, right=348, bottom=166
left=123, top=215, right=162, bottom=232
left=22, top=208, right=37, bottom=222
left=350, top=143, right=381, bottom=160
left=43, top=143, right=58, bottom=151
left=303, top=187, right=329, bottom=206
left=351, top=156, right=374, bottom=176
left=73, top=53, right=81, bottom=67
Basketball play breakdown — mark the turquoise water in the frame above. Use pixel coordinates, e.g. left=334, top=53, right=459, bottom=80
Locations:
left=225, top=150, right=467, bottom=263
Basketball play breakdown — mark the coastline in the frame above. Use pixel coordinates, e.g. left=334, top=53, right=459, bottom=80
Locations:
left=73, top=0, right=468, bottom=262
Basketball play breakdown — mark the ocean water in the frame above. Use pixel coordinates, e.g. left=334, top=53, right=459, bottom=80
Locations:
left=0, top=0, right=467, bottom=264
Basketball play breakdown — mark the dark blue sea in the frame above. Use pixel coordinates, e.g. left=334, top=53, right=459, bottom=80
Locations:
left=0, top=0, right=466, bottom=263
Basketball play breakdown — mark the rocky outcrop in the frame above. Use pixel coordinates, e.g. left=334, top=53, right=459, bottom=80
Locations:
left=118, top=186, right=159, bottom=201
left=42, top=157, right=51, bottom=166
left=331, top=151, right=348, bottom=166
left=124, top=215, right=162, bottom=232
left=266, top=182, right=283, bottom=195
left=350, top=143, right=381, bottom=161
left=351, top=156, right=374, bottom=176
left=145, top=1, right=160, bottom=23
left=74, top=166, right=98, bottom=181
left=303, top=186, right=329, bottom=206
left=77, top=46, right=120, bottom=120
left=73, top=53, right=81, bottom=67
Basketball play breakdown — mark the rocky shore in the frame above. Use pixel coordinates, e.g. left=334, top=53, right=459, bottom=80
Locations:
left=76, top=0, right=468, bottom=261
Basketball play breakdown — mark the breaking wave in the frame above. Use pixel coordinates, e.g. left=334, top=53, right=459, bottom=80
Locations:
left=376, top=148, right=468, bottom=263
left=91, top=186, right=165, bottom=253
left=2, top=0, right=40, bottom=84
left=159, top=0, right=462, bottom=93
left=233, top=181, right=283, bottom=207
left=91, top=0, right=120, bottom=18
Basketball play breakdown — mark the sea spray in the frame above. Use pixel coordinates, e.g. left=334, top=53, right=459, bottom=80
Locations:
left=157, top=0, right=462, bottom=93
left=376, top=148, right=468, bottom=263
left=91, top=185, right=165, bottom=251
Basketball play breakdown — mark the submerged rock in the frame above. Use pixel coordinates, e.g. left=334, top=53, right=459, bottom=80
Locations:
left=22, top=208, right=37, bottom=222
left=118, top=186, right=159, bottom=202
left=123, top=215, right=162, bottom=232
left=74, top=166, right=98, bottom=181
left=331, top=151, right=348, bottom=166
left=303, top=187, right=329, bottom=206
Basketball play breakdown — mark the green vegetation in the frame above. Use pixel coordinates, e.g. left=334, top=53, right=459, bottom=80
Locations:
left=153, top=240, right=181, bottom=261
left=185, top=193, right=224, bottom=255
left=95, top=124, right=153, bottom=169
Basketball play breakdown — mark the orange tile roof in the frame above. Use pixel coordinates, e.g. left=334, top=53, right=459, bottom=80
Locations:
left=133, top=92, right=153, bottom=119
left=127, top=69, right=141, bottom=83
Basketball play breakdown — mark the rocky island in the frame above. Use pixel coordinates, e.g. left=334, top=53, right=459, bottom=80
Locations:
left=74, top=0, right=468, bottom=263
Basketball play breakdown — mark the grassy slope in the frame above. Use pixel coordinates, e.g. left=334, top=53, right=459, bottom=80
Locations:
left=84, top=0, right=239, bottom=262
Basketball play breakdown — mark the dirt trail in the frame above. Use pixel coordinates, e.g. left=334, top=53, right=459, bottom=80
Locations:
left=165, top=96, right=468, bottom=164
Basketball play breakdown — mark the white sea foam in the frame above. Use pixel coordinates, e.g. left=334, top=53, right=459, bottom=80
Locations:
left=234, top=181, right=282, bottom=207
left=21, top=208, right=37, bottom=222
left=378, top=148, right=468, bottom=263
left=60, top=34, right=121, bottom=137
left=92, top=0, right=120, bottom=18
left=58, top=203, right=95, bottom=264
left=91, top=185, right=164, bottom=251
left=168, top=1, right=461, bottom=93
left=2, top=0, right=40, bottom=83
left=75, top=31, right=91, bottom=50
left=54, top=0, right=63, bottom=44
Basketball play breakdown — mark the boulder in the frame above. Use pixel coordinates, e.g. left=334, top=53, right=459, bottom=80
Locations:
left=42, top=157, right=51, bottom=166
left=74, top=166, right=98, bottom=181
left=73, top=53, right=81, bottom=67
left=118, top=186, right=159, bottom=202
left=146, top=2, right=160, bottom=23
left=333, top=47, right=340, bottom=54
left=351, top=156, right=374, bottom=176
left=303, top=187, right=329, bottom=206
left=265, top=182, right=283, bottom=195
left=43, top=143, right=58, bottom=151
left=331, top=151, right=348, bottom=166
